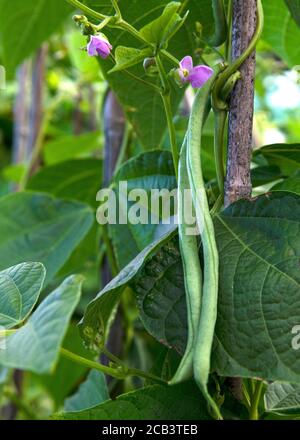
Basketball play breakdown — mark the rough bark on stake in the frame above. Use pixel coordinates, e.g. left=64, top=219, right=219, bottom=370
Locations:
left=12, top=62, right=31, bottom=164
left=27, top=45, right=48, bottom=155
left=225, top=0, right=258, bottom=400
left=224, top=0, right=257, bottom=208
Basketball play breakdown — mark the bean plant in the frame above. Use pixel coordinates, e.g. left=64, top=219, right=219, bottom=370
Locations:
left=0, top=0, right=299, bottom=421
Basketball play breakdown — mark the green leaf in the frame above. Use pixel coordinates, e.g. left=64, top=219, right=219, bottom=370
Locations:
left=254, top=143, right=300, bottom=176
left=212, top=192, right=300, bottom=384
left=0, top=262, right=46, bottom=329
left=262, top=0, right=300, bottom=66
left=0, top=0, right=72, bottom=77
left=251, top=165, right=283, bottom=187
left=83, top=0, right=215, bottom=148
left=35, top=324, right=95, bottom=407
left=64, top=370, right=109, bottom=412
left=285, top=0, right=300, bottom=27
left=0, top=192, right=93, bottom=284
left=79, top=228, right=176, bottom=350
left=2, top=163, right=26, bottom=184
left=109, top=47, right=152, bottom=74
left=0, top=275, right=82, bottom=374
left=265, top=382, right=300, bottom=414
left=139, top=2, right=182, bottom=45
left=55, top=380, right=212, bottom=420
left=272, top=170, right=300, bottom=195
left=67, top=32, right=100, bottom=80
left=134, top=236, right=187, bottom=355
left=43, top=132, right=103, bottom=165
left=109, top=150, right=177, bottom=268
left=27, top=159, right=102, bottom=208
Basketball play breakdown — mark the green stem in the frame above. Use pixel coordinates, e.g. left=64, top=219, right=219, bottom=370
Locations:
left=224, top=0, right=233, bottom=62
left=213, top=109, right=227, bottom=197
left=102, top=224, right=118, bottom=277
left=0, top=328, right=18, bottom=337
left=60, top=347, right=127, bottom=378
left=67, top=0, right=152, bottom=47
left=66, top=0, right=107, bottom=20
left=60, top=348, right=165, bottom=384
left=101, top=345, right=126, bottom=367
left=155, top=54, right=178, bottom=178
left=249, top=380, right=264, bottom=420
left=111, top=0, right=122, bottom=18
left=161, top=49, right=180, bottom=67
left=155, top=54, right=169, bottom=92
left=113, top=123, right=131, bottom=175
left=207, top=0, right=228, bottom=47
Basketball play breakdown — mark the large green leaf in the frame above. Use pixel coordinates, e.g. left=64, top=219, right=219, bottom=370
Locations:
left=0, top=262, right=46, bottom=329
left=0, top=0, right=72, bottom=77
left=134, top=236, right=187, bottom=355
left=285, top=0, right=300, bottom=26
left=36, top=324, right=95, bottom=407
left=64, top=370, right=109, bottom=412
left=272, top=170, right=300, bottom=195
left=67, top=32, right=100, bottom=81
left=0, top=192, right=93, bottom=284
left=108, top=150, right=177, bottom=268
left=265, top=382, right=300, bottom=415
left=0, top=275, right=82, bottom=373
left=79, top=228, right=176, bottom=350
left=254, top=144, right=300, bottom=176
left=262, top=0, right=300, bottom=66
left=82, top=0, right=215, bottom=148
left=212, top=192, right=300, bottom=384
left=43, top=132, right=103, bottom=166
left=55, top=380, right=211, bottom=420
left=27, top=159, right=102, bottom=208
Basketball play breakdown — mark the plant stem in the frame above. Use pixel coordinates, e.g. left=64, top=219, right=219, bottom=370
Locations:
left=0, top=328, right=18, bottom=337
left=60, top=347, right=126, bottom=378
left=225, top=0, right=233, bottom=62
left=155, top=54, right=178, bottom=178
left=102, top=224, right=118, bottom=277
left=60, top=348, right=165, bottom=384
left=66, top=0, right=107, bottom=20
left=113, top=123, right=131, bottom=175
left=249, top=380, right=263, bottom=420
left=111, top=0, right=122, bottom=19
left=161, top=50, right=180, bottom=66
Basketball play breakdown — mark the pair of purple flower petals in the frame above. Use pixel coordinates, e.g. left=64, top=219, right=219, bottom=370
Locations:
left=87, top=35, right=112, bottom=59
left=178, top=56, right=213, bottom=89
left=87, top=36, right=213, bottom=89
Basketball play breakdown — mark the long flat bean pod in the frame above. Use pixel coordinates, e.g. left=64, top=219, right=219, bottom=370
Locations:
left=186, top=65, right=223, bottom=420
left=170, top=137, right=202, bottom=383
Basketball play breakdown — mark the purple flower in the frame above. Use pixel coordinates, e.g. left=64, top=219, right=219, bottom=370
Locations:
left=87, top=34, right=112, bottom=59
left=177, top=56, right=213, bottom=88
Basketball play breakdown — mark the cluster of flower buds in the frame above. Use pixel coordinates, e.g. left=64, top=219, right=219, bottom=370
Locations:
left=74, top=15, right=213, bottom=89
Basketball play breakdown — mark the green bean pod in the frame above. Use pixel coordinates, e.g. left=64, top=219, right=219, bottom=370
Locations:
left=207, top=0, right=228, bottom=47
left=170, top=137, right=202, bottom=383
left=186, top=65, right=223, bottom=420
